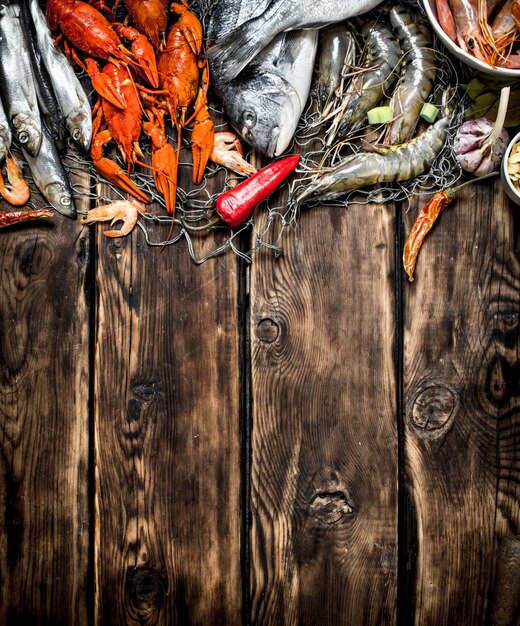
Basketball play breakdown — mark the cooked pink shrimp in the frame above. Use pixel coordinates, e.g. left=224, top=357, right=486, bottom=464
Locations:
left=80, top=199, right=145, bottom=237
left=0, top=153, right=30, bottom=206
left=210, top=132, right=257, bottom=177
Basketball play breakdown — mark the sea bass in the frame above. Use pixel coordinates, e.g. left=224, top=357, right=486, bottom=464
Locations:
left=208, top=0, right=318, bottom=157
left=0, top=2, right=42, bottom=156
left=207, top=0, right=384, bottom=84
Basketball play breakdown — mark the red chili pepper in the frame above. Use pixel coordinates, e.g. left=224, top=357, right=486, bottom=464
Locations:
left=216, top=154, right=300, bottom=227
left=0, top=209, right=54, bottom=229
left=403, top=172, right=497, bottom=282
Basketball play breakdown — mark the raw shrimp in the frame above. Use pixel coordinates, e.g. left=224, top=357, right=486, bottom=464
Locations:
left=386, top=6, right=437, bottom=145
left=295, top=91, right=453, bottom=206
left=317, top=25, right=356, bottom=117
left=326, top=20, right=401, bottom=145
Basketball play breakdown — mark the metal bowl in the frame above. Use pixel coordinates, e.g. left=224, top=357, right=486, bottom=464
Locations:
left=501, top=131, right=520, bottom=206
left=422, top=0, right=520, bottom=79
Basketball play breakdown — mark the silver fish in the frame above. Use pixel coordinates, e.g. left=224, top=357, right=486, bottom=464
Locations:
left=22, top=122, right=76, bottom=218
left=208, top=0, right=318, bottom=157
left=207, top=0, right=384, bottom=83
left=29, top=0, right=92, bottom=151
left=0, top=96, right=12, bottom=164
left=0, top=2, right=42, bottom=156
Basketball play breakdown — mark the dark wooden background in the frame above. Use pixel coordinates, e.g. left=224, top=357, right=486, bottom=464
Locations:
left=0, top=137, right=519, bottom=624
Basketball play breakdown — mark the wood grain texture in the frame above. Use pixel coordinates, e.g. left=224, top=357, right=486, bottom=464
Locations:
left=249, top=200, right=399, bottom=625
left=403, top=180, right=520, bottom=625
left=92, top=182, right=242, bottom=625
left=0, top=180, right=90, bottom=624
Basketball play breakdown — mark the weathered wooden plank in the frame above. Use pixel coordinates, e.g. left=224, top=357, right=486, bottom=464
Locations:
left=0, top=184, right=90, bottom=623
left=403, top=180, right=520, bottom=625
left=92, top=184, right=242, bottom=625
left=249, top=200, right=399, bottom=624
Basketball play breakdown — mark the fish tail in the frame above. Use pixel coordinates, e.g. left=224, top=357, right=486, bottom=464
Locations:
left=208, top=20, right=274, bottom=83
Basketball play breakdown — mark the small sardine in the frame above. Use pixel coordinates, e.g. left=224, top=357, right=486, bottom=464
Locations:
left=19, top=0, right=66, bottom=152
left=208, top=0, right=318, bottom=157
left=0, top=96, right=12, bottom=164
left=0, top=2, right=42, bottom=156
left=29, top=0, right=92, bottom=151
left=22, top=121, right=76, bottom=218
left=207, top=0, right=384, bottom=83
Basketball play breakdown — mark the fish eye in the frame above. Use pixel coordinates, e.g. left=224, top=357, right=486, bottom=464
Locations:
left=72, top=129, right=81, bottom=141
left=18, top=131, right=29, bottom=144
left=60, top=196, right=72, bottom=207
left=242, top=110, right=257, bottom=128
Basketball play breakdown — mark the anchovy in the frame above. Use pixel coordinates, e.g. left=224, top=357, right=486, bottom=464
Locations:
left=326, top=21, right=401, bottom=144
left=0, top=96, right=12, bottom=164
left=207, top=0, right=383, bottom=83
left=0, top=2, right=42, bottom=156
left=19, top=0, right=66, bottom=151
left=208, top=0, right=318, bottom=157
left=28, top=0, right=92, bottom=151
left=22, top=121, right=76, bottom=218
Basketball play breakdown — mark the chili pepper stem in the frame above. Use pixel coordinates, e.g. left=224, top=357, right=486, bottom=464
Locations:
left=447, top=171, right=498, bottom=197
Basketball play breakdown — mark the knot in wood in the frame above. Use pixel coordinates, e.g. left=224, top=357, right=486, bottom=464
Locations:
left=256, top=318, right=279, bottom=343
left=310, top=491, right=354, bottom=524
left=125, top=566, right=166, bottom=623
left=411, top=384, right=458, bottom=431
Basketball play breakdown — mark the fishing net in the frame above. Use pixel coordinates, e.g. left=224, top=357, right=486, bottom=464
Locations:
left=14, top=0, right=470, bottom=263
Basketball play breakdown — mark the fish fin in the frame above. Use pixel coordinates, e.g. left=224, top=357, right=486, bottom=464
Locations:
left=208, top=17, right=276, bottom=83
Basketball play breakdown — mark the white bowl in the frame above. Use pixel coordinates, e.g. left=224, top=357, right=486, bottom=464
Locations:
left=422, top=0, right=520, bottom=79
left=501, top=131, right=520, bottom=206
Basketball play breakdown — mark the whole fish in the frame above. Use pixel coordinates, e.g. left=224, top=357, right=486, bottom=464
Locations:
left=22, top=121, right=76, bottom=218
left=0, top=97, right=12, bottom=164
left=28, top=0, right=92, bottom=151
left=207, top=0, right=384, bottom=83
left=208, top=0, right=318, bottom=157
left=19, top=0, right=66, bottom=152
left=0, top=2, right=42, bottom=156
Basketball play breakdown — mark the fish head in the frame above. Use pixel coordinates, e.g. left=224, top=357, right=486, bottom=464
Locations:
left=43, top=182, right=76, bottom=218
left=68, top=111, right=93, bottom=152
left=12, top=114, right=42, bottom=158
left=226, top=73, right=301, bottom=158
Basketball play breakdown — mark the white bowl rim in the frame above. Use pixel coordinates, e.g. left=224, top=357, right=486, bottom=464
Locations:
left=422, top=0, right=520, bottom=78
left=503, top=131, right=520, bottom=195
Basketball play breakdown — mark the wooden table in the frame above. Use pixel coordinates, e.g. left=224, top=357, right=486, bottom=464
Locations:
left=0, top=129, right=519, bottom=626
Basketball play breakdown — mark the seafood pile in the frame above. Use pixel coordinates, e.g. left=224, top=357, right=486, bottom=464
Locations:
left=0, top=0, right=91, bottom=219
left=0, top=0, right=511, bottom=268
left=434, top=0, right=520, bottom=69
